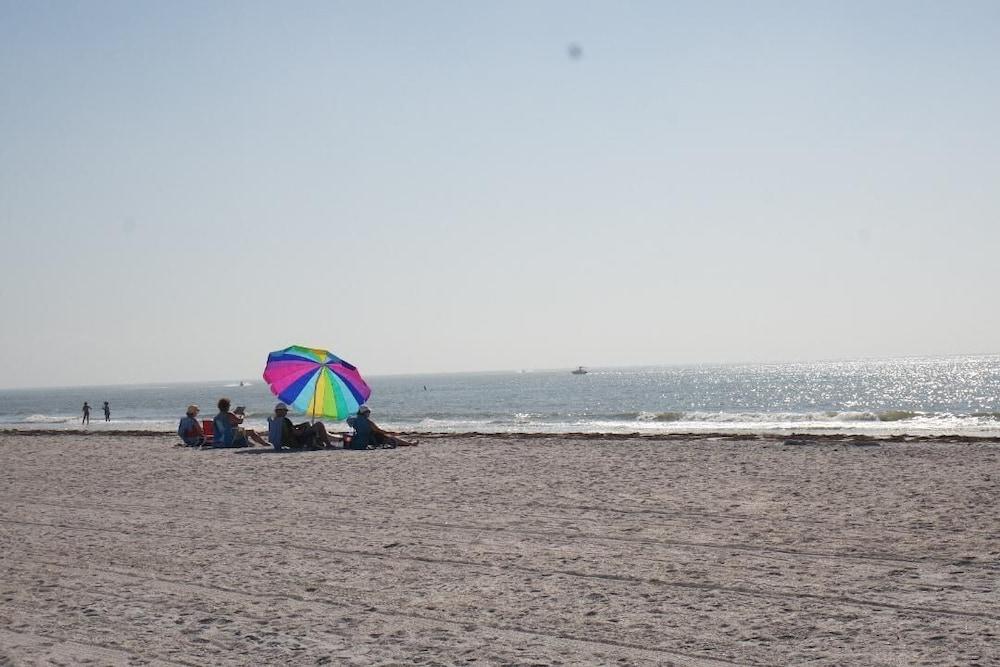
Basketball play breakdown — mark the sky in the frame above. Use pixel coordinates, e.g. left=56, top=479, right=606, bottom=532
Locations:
left=1, top=1, right=999, bottom=388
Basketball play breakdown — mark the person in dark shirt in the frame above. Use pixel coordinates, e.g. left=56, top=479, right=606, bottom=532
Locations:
left=346, top=406, right=418, bottom=449
left=103, top=401, right=111, bottom=422
left=267, top=403, right=338, bottom=450
left=81, top=402, right=90, bottom=425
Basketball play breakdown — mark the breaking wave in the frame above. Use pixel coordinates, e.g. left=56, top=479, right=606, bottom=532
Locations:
left=591, top=410, right=932, bottom=424
left=385, top=408, right=1000, bottom=435
left=20, top=414, right=72, bottom=424
left=611, top=412, right=686, bottom=422
left=877, top=410, right=922, bottom=422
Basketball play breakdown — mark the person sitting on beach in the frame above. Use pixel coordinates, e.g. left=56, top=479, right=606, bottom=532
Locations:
left=267, top=403, right=338, bottom=450
left=213, top=398, right=269, bottom=448
left=346, top=405, right=418, bottom=450
left=178, top=404, right=205, bottom=446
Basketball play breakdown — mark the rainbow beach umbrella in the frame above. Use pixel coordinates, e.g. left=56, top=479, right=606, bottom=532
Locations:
left=263, top=345, right=371, bottom=420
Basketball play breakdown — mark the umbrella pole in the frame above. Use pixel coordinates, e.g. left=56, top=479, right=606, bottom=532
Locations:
left=311, top=370, right=318, bottom=425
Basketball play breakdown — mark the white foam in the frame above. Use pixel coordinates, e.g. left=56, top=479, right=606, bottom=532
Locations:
left=21, top=414, right=71, bottom=424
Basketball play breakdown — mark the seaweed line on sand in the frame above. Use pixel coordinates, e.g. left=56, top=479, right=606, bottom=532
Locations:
left=1, top=428, right=998, bottom=444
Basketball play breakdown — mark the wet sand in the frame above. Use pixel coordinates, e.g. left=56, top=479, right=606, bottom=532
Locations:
left=0, top=432, right=997, bottom=666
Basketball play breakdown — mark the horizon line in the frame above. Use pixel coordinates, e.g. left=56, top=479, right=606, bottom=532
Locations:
left=2, top=351, right=998, bottom=392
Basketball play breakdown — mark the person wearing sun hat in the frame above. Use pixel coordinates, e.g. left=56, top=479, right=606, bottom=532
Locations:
left=267, top=402, right=338, bottom=450
left=347, top=405, right=418, bottom=450
left=177, top=404, right=205, bottom=447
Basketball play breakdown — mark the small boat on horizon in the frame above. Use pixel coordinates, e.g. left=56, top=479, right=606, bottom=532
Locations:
left=571, top=366, right=588, bottom=375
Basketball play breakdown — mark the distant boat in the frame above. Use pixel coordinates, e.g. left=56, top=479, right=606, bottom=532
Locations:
left=571, top=366, right=588, bottom=375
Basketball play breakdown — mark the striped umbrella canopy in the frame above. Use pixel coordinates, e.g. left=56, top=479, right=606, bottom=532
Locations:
left=262, top=345, right=371, bottom=420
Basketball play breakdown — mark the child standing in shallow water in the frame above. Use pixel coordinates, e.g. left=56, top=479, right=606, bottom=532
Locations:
left=81, top=402, right=90, bottom=425
left=103, top=401, right=110, bottom=422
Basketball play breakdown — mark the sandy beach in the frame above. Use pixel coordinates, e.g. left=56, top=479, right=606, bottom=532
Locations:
left=0, top=432, right=997, bottom=666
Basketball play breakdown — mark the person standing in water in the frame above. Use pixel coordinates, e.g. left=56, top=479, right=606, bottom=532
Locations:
left=103, top=401, right=111, bottom=422
left=81, top=402, right=91, bottom=425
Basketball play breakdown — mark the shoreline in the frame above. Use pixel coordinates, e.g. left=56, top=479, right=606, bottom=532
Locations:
left=2, top=427, right=999, bottom=444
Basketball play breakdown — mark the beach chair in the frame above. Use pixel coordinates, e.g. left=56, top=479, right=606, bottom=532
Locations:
left=202, top=419, right=215, bottom=445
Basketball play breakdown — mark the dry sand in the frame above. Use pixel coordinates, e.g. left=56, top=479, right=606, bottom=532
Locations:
left=0, top=432, right=997, bottom=666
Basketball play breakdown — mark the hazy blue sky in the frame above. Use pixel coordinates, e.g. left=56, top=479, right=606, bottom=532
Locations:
left=2, top=1, right=998, bottom=388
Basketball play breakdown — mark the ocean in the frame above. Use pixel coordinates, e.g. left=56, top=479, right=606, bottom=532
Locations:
left=1, top=355, right=999, bottom=436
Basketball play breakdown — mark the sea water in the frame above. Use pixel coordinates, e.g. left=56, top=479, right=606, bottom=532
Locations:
left=1, top=355, right=998, bottom=436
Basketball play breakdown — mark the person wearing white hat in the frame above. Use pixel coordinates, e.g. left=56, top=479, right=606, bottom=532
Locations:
left=346, top=405, right=418, bottom=450
left=268, top=402, right=339, bottom=450
left=178, top=404, right=205, bottom=447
